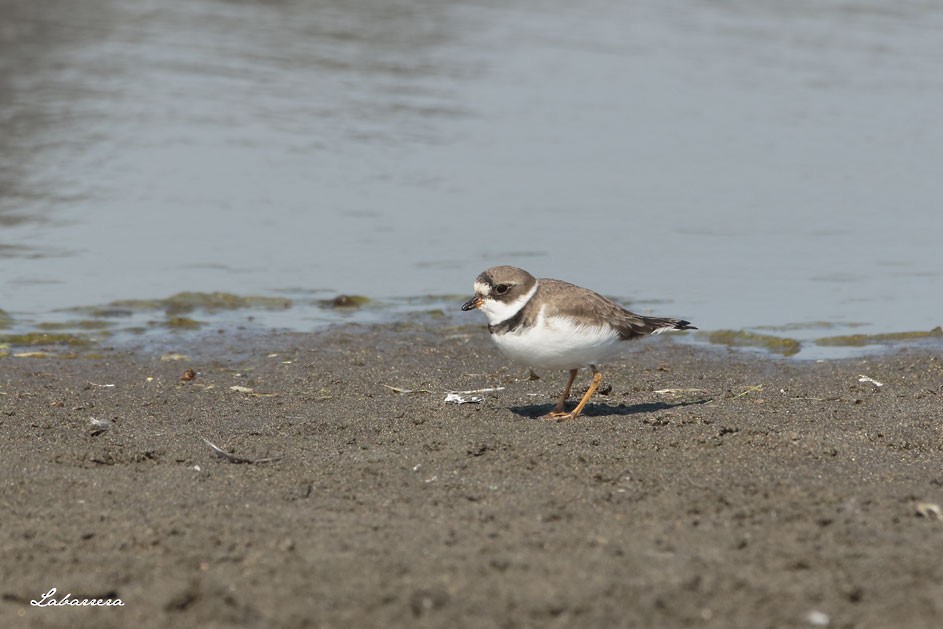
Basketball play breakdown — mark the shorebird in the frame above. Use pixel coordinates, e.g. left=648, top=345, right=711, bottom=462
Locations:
left=462, top=266, right=695, bottom=420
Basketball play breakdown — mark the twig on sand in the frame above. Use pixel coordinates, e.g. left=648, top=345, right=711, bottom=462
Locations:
left=654, top=388, right=708, bottom=396
left=201, top=437, right=281, bottom=464
left=451, top=387, right=506, bottom=395
left=382, top=384, right=432, bottom=395
left=733, top=385, right=764, bottom=398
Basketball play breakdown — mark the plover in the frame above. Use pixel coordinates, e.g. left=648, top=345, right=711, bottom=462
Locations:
left=462, top=266, right=695, bottom=421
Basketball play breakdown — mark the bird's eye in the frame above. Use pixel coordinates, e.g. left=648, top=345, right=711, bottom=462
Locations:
left=494, top=284, right=510, bottom=295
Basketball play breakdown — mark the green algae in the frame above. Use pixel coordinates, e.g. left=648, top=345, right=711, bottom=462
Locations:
left=703, top=330, right=801, bottom=357
left=0, top=309, right=12, bottom=330
left=815, top=326, right=943, bottom=347
left=322, top=294, right=371, bottom=308
left=754, top=321, right=869, bottom=332
left=0, top=332, right=94, bottom=347
left=163, top=317, right=203, bottom=330
left=402, top=294, right=469, bottom=306
left=37, top=320, right=115, bottom=331
left=102, top=292, right=293, bottom=315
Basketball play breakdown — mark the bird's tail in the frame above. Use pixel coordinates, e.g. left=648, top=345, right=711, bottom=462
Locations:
left=615, top=313, right=697, bottom=340
left=641, top=316, right=697, bottom=335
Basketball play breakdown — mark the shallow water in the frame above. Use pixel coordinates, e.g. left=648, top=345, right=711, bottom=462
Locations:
left=2, top=0, right=942, bottom=358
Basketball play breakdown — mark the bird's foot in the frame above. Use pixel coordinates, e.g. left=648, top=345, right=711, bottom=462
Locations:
left=540, top=409, right=577, bottom=422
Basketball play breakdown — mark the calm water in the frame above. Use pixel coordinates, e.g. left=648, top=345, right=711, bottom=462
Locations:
left=2, top=0, right=942, bottom=357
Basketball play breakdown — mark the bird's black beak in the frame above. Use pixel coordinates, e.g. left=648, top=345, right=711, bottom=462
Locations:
left=462, top=296, right=482, bottom=311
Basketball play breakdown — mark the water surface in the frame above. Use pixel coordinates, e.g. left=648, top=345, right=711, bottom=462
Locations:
left=2, top=0, right=942, bottom=358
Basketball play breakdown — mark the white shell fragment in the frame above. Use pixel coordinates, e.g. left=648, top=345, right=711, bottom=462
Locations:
left=444, top=393, right=483, bottom=404
left=915, top=502, right=942, bottom=519
left=857, top=375, right=884, bottom=387
left=444, top=387, right=505, bottom=405
left=89, top=417, right=112, bottom=432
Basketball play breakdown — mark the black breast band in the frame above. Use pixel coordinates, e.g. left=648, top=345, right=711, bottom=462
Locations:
left=488, top=308, right=526, bottom=335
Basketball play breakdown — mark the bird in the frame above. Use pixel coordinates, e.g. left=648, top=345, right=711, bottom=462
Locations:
left=461, top=266, right=695, bottom=421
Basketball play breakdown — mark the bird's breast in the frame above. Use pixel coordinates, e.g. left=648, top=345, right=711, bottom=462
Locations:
left=490, top=314, right=623, bottom=370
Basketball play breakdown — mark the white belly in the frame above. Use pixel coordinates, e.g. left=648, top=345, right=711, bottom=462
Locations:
left=491, top=313, right=624, bottom=370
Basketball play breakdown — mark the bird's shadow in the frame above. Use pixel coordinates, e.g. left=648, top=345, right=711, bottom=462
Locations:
left=509, top=397, right=710, bottom=420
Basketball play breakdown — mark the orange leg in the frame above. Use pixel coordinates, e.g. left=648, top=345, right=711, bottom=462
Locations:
left=568, top=369, right=603, bottom=420
left=541, top=367, right=602, bottom=421
left=541, top=369, right=578, bottom=419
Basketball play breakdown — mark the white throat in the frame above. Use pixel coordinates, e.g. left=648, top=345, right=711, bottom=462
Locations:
left=479, top=281, right=539, bottom=327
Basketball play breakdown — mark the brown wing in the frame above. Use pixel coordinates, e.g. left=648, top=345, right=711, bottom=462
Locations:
left=536, top=279, right=695, bottom=340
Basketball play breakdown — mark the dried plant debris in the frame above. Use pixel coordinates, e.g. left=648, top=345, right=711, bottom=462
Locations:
left=383, top=384, right=432, bottom=395
left=733, top=385, right=764, bottom=398
left=227, top=385, right=276, bottom=397
left=201, top=438, right=281, bottom=465
left=160, top=353, right=190, bottom=361
left=654, top=388, right=709, bottom=396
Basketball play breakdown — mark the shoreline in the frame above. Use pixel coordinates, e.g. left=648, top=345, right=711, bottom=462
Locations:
left=2, top=291, right=941, bottom=362
left=2, top=321, right=942, bottom=627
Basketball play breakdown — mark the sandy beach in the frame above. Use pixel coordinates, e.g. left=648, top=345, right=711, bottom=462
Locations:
left=2, top=321, right=942, bottom=628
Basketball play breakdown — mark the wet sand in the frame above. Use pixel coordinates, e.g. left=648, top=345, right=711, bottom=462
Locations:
left=2, top=322, right=942, bottom=628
